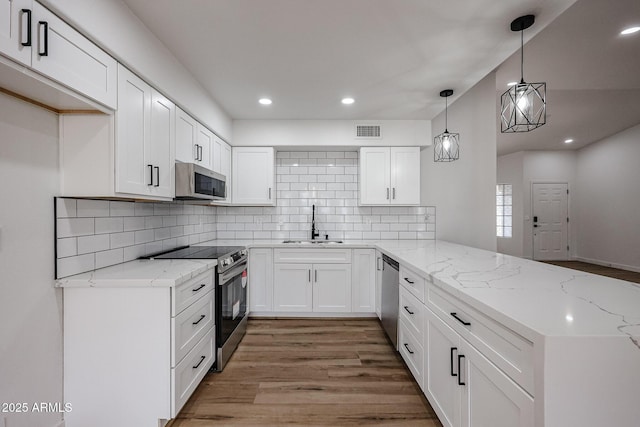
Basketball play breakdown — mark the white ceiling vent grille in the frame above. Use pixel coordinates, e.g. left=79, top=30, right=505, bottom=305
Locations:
left=355, top=124, right=382, bottom=139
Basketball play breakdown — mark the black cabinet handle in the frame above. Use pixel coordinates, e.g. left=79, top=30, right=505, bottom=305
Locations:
left=450, top=347, right=458, bottom=376
left=457, top=354, right=465, bottom=385
left=451, top=312, right=471, bottom=326
left=192, top=284, right=206, bottom=292
left=403, top=343, right=414, bottom=354
left=403, top=306, right=414, bottom=315
left=393, top=188, right=396, bottom=199
left=38, top=21, right=48, bottom=56
left=404, top=277, right=415, bottom=284
left=21, top=9, right=32, bottom=47
left=192, top=355, right=206, bottom=369
left=386, top=188, right=390, bottom=200
left=192, top=314, right=206, bottom=325
left=147, top=164, right=153, bottom=186
left=154, top=166, right=160, bottom=187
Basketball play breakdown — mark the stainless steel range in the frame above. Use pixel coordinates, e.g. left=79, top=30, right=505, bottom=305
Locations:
left=146, top=245, right=248, bottom=371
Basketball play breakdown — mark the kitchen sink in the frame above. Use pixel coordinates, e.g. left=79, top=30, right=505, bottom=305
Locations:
left=282, top=240, right=344, bottom=244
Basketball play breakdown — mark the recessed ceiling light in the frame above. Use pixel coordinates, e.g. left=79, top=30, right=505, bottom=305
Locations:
left=564, top=138, right=574, bottom=144
left=507, top=81, right=518, bottom=86
left=258, top=98, right=272, bottom=105
left=341, top=97, right=355, bottom=105
left=621, top=26, right=640, bottom=35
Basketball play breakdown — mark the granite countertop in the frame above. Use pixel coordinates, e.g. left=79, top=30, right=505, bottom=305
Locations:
left=57, top=238, right=640, bottom=345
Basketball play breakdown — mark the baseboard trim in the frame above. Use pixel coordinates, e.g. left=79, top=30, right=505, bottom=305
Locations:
left=249, top=312, right=378, bottom=319
left=573, top=256, right=640, bottom=273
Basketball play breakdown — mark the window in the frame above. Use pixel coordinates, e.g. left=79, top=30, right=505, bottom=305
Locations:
left=497, top=184, right=512, bottom=238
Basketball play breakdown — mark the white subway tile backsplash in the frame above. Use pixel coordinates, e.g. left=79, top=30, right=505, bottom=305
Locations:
left=57, top=254, right=94, bottom=278
left=95, top=217, right=124, bottom=234
left=95, top=248, right=123, bottom=269
left=134, top=229, right=155, bottom=245
left=134, top=203, right=154, bottom=217
left=57, top=238, right=77, bottom=258
left=56, top=198, right=77, bottom=218
left=77, top=234, right=110, bottom=254
left=76, top=199, right=110, bottom=217
left=124, top=216, right=145, bottom=231
left=110, top=232, right=135, bottom=249
left=57, top=218, right=94, bottom=238
left=123, top=244, right=146, bottom=262
left=110, top=201, right=135, bottom=217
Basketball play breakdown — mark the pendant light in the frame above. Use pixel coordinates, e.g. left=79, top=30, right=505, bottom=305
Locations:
left=500, top=15, right=546, bottom=133
left=434, top=89, right=460, bottom=162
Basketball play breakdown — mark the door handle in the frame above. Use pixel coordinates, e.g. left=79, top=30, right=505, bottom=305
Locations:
left=450, top=347, right=458, bottom=376
left=192, top=355, right=206, bottom=369
left=268, top=187, right=272, bottom=200
left=403, top=343, right=414, bottom=354
left=393, top=188, right=396, bottom=199
left=38, top=21, right=48, bottom=56
left=386, top=188, right=390, bottom=200
left=192, top=314, right=206, bottom=325
left=403, top=306, right=414, bottom=315
left=21, top=9, right=32, bottom=47
left=314, top=269, right=318, bottom=282
left=308, top=269, right=311, bottom=283
left=154, top=166, right=160, bottom=187
left=147, top=164, right=153, bottom=186
left=457, top=354, right=466, bottom=386
left=451, top=312, right=471, bottom=326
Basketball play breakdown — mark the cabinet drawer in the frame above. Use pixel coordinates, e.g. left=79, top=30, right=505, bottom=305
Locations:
left=399, top=264, right=426, bottom=303
left=399, top=286, right=424, bottom=341
left=274, top=248, right=351, bottom=263
left=173, top=269, right=214, bottom=316
left=172, top=290, right=214, bottom=366
left=427, top=284, right=534, bottom=395
left=172, top=327, right=214, bottom=417
left=399, top=318, right=424, bottom=388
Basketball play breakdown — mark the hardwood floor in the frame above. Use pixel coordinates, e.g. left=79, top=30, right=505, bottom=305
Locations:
left=173, top=319, right=442, bottom=426
left=543, top=260, right=640, bottom=284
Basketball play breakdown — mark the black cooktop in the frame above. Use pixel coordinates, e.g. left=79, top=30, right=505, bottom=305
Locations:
left=145, top=245, right=244, bottom=260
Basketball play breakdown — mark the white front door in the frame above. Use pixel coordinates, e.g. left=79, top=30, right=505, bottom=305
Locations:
left=532, top=183, right=569, bottom=261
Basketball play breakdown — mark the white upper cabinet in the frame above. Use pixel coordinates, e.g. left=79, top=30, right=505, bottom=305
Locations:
left=116, top=64, right=174, bottom=199
left=211, top=134, right=222, bottom=173
left=0, top=0, right=31, bottom=66
left=359, top=147, right=420, bottom=205
left=0, top=1, right=117, bottom=109
left=218, top=139, right=232, bottom=204
left=232, top=147, right=275, bottom=206
left=175, top=108, right=212, bottom=171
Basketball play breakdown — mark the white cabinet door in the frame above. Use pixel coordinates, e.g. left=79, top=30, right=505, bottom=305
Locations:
left=196, top=124, right=213, bottom=171
left=149, top=90, right=175, bottom=198
left=232, top=147, right=275, bottom=206
left=220, top=141, right=231, bottom=203
left=351, top=249, right=375, bottom=312
left=390, top=147, right=421, bottom=205
left=360, top=147, right=391, bottom=205
left=375, top=251, right=382, bottom=319
left=460, top=340, right=534, bottom=427
left=31, top=2, right=117, bottom=109
left=313, top=264, right=351, bottom=312
left=273, top=263, right=312, bottom=312
left=0, top=0, right=31, bottom=66
left=425, top=308, right=461, bottom=427
left=248, top=248, right=273, bottom=312
left=211, top=135, right=222, bottom=174
left=116, top=65, right=151, bottom=195
left=175, top=107, right=198, bottom=164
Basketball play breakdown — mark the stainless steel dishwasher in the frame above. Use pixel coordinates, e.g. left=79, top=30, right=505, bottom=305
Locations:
left=381, top=254, right=399, bottom=350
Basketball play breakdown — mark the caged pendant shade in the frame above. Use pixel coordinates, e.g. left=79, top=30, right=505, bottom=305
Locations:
left=434, top=89, right=460, bottom=162
left=500, top=15, right=546, bottom=133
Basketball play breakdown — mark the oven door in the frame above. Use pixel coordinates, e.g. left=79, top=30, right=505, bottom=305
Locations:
left=217, top=261, right=248, bottom=347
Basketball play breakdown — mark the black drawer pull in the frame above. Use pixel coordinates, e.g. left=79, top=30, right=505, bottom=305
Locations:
left=404, top=277, right=415, bottom=284
left=21, top=9, right=32, bottom=47
left=458, top=354, right=466, bottom=386
left=403, top=343, right=414, bottom=354
left=451, top=312, right=471, bottom=326
left=450, top=347, right=458, bottom=377
left=403, top=306, right=414, bottom=315
left=39, top=21, right=48, bottom=56
left=192, top=284, right=206, bottom=292
left=192, top=355, right=206, bottom=369
left=192, top=314, right=206, bottom=325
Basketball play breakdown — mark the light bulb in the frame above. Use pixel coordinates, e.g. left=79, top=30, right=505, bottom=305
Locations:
left=442, top=135, right=451, bottom=152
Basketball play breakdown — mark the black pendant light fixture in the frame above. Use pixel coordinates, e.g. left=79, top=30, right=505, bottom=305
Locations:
left=433, top=89, right=459, bottom=162
left=500, top=15, right=546, bottom=133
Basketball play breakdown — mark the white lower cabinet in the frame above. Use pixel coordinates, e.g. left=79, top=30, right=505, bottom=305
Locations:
left=63, top=268, right=215, bottom=427
left=351, top=249, right=375, bottom=312
left=273, top=263, right=314, bottom=312
left=421, top=302, right=534, bottom=427
left=375, top=250, right=383, bottom=319
left=248, top=248, right=274, bottom=312
left=312, top=263, right=352, bottom=312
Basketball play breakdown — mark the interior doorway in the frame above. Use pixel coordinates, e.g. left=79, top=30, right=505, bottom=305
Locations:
left=532, top=183, right=569, bottom=261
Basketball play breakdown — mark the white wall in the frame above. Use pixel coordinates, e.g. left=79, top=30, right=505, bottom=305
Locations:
left=575, top=123, right=640, bottom=271
left=0, top=93, right=63, bottom=427
left=232, top=120, right=430, bottom=147
left=497, top=151, right=524, bottom=257
left=40, top=0, right=232, bottom=141
left=521, top=151, right=577, bottom=259
left=421, top=73, right=497, bottom=251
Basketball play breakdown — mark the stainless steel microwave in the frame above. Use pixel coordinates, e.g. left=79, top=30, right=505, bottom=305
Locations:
left=175, top=163, right=226, bottom=200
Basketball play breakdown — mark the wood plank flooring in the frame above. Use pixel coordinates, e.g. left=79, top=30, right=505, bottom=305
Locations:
left=543, top=260, right=640, bottom=284
left=172, top=319, right=442, bottom=426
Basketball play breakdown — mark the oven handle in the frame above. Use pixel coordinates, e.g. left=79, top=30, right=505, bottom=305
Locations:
left=219, top=262, right=247, bottom=285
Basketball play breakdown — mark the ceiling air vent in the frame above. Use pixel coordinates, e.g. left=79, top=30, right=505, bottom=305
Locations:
left=355, top=124, right=382, bottom=139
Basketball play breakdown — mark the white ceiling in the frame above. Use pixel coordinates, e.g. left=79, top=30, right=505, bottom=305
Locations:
left=121, top=0, right=575, bottom=120
left=496, top=0, right=640, bottom=155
